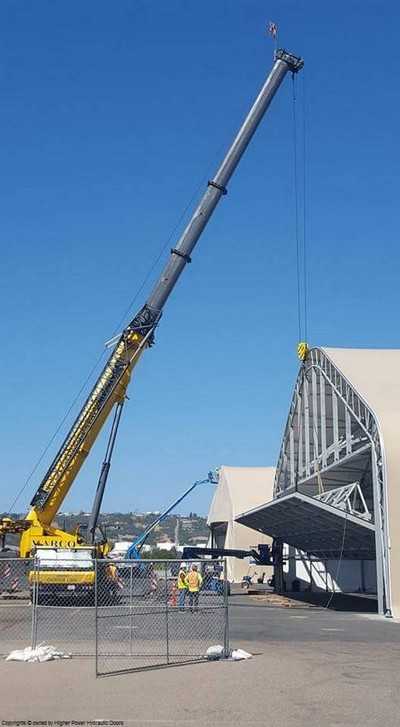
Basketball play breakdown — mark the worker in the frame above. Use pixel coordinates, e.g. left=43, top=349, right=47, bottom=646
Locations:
left=106, top=561, right=123, bottom=590
left=177, top=564, right=187, bottom=611
left=185, top=563, right=203, bottom=612
left=106, top=562, right=117, bottom=580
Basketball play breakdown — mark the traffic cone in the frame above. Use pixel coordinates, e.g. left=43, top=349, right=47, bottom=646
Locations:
left=169, top=582, right=177, bottom=607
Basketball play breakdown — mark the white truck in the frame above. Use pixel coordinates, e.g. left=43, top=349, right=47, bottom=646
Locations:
left=29, top=546, right=121, bottom=605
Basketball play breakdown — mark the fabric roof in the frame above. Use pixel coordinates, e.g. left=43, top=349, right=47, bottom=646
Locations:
left=207, top=466, right=276, bottom=525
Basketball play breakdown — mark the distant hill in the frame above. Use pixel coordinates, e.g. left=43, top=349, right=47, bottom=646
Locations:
left=0, top=511, right=210, bottom=549
left=55, top=511, right=209, bottom=545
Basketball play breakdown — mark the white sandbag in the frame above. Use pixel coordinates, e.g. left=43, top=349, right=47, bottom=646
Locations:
left=205, top=644, right=224, bottom=660
left=231, top=648, right=252, bottom=661
left=6, top=644, right=71, bottom=662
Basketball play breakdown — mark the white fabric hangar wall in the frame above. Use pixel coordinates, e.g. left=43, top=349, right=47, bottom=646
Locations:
left=283, top=546, right=377, bottom=594
left=207, top=466, right=275, bottom=582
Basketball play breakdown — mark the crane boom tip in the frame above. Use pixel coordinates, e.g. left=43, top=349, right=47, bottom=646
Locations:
left=275, top=49, right=304, bottom=73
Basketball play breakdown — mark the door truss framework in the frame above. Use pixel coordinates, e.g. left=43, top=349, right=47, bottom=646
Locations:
left=274, top=348, right=391, bottom=615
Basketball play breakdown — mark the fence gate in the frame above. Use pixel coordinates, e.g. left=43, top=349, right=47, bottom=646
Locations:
left=95, top=559, right=229, bottom=675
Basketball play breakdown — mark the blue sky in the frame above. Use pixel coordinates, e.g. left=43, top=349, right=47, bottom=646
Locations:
left=1, top=1, right=399, bottom=516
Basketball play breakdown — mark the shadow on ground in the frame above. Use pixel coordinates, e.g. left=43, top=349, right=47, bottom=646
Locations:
left=276, top=591, right=378, bottom=613
left=230, top=586, right=378, bottom=613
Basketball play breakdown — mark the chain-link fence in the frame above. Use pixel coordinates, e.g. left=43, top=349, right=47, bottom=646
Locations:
left=0, top=554, right=96, bottom=657
left=95, top=559, right=229, bottom=675
left=0, top=558, right=34, bottom=655
left=0, top=556, right=229, bottom=669
left=30, top=550, right=96, bottom=656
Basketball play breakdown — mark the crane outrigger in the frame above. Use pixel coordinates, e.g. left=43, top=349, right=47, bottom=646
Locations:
left=1, top=49, right=303, bottom=560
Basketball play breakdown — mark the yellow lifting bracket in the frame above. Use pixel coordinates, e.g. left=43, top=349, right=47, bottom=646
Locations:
left=297, top=341, right=309, bottom=361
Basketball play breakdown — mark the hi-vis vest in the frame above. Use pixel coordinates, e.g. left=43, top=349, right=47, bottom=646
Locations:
left=186, top=570, right=203, bottom=592
left=178, top=570, right=187, bottom=590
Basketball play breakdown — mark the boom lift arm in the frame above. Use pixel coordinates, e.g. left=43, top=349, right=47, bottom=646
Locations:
left=182, top=544, right=273, bottom=566
left=125, top=472, right=217, bottom=560
left=1, top=49, right=303, bottom=557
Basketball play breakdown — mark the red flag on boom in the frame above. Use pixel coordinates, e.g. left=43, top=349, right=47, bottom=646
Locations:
left=268, top=21, right=278, bottom=39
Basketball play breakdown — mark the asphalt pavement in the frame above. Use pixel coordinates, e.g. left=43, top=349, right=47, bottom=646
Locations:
left=1, top=592, right=400, bottom=726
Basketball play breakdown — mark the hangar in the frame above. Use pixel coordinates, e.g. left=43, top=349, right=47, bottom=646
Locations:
left=207, top=466, right=274, bottom=583
left=237, top=347, right=400, bottom=617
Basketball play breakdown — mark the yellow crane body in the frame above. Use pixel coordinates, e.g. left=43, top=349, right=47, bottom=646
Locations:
left=2, top=329, right=147, bottom=558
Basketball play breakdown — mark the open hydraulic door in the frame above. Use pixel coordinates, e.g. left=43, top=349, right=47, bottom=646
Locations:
left=236, top=491, right=376, bottom=560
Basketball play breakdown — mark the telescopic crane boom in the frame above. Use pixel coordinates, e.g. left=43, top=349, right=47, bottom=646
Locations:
left=1, top=49, right=303, bottom=557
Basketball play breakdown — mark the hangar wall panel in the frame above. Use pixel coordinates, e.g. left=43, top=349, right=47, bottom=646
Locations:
left=283, top=548, right=377, bottom=594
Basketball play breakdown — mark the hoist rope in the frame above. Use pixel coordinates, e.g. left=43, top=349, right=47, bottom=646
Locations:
left=292, top=74, right=302, bottom=343
left=298, top=372, right=348, bottom=609
left=292, top=72, right=309, bottom=346
left=302, top=72, right=308, bottom=344
left=324, top=514, right=348, bottom=610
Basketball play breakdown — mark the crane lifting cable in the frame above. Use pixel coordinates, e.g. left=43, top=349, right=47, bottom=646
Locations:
left=292, top=71, right=309, bottom=362
left=292, top=73, right=302, bottom=344
left=302, top=72, right=308, bottom=345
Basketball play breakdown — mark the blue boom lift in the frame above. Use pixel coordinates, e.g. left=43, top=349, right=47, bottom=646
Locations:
left=125, top=472, right=217, bottom=560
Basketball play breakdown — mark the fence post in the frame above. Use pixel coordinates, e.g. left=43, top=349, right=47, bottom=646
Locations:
left=223, top=558, right=230, bottom=659
left=94, top=558, right=98, bottom=676
left=129, top=562, right=133, bottom=656
left=30, top=557, right=39, bottom=650
left=165, top=562, right=170, bottom=665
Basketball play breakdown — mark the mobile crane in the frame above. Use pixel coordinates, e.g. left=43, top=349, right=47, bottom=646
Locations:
left=1, top=49, right=303, bottom=580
